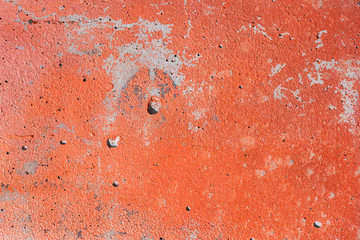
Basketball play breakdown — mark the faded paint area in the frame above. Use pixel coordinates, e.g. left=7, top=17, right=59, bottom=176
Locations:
left=0, top=0, right=360, bottom=239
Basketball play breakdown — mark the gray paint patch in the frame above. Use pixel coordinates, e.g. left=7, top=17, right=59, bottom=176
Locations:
left=0, top=184, right=27, bottom=203
left=19, top=160, right=38, bottom=175
left=61, top=15, right=200, bottom=133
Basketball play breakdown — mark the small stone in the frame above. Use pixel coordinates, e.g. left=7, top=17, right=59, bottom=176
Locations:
left=314, top=221, right=322, bottom=228
left=107, top=136, right=120, bottom=148
left=186, top=206, right=190, bottom=211
left=147, top=96, right=161, bottom=115
left=60, top=140, right=67, bottom=145
left=22, top=146, right=28, bottom=150
left=113, top=181, right=119, bottom=187
left=219, top=44, right=223, bottom=48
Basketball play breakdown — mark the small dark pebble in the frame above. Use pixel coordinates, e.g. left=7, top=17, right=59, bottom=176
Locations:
left=186, top=206, right=190, bottom=211
left=22, top=146, right=28, bottom=150
left=113, top=181, right=119, bottom=187
left=60, top=140, right=67, bottom=145
left=314, top=221, right=322, bottom=228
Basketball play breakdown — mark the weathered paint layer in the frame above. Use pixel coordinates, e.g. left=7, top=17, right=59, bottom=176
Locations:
left=0, top=0, right=359, bottom=239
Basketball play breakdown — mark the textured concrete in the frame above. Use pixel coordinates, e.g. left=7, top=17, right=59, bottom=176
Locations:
left=0, top=0, right=359, bottom=239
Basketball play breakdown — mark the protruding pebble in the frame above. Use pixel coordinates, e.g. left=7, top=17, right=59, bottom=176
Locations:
left=22, top=146, right=28, bottom=150
left=60, top=140, right=67, bottom=145
left=107, top=136, right=120, bottom=148
left=113, top=181, right=119, bottom=187
left=148, top=96, right=161, bottom=114
left=186, top=206, right=191, bottom=211
left=314, top=221, right=322, bottom=228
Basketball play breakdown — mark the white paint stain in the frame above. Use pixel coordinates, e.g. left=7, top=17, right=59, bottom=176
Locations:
left=238, top=23, right=272, bottom=40
left=355, top=166, right=360, bottom=176
left=188, top=122, right=207, bottom=132
left=308, top=59, right=338, bottom=86
left=315, top=30, right=327, bottom=49
left=306, top=168, right=314, bottom=177
left=4, top=0, right=57, bottom=30
left=336, top=80, right=359, bottom=127
left=192, top=109, right=206, bottom=120
left=273, top=84, right=287, bottom=100
left=271, top=58, right=359, bottom=131
left=185, top=18, right=193, bottom=38
left=270, top=63, right=286, bottom=77
left=328, top=104, right=337, bottom=110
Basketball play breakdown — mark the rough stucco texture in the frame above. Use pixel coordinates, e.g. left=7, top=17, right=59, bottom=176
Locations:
left=0, top=0, right=360, bottom=239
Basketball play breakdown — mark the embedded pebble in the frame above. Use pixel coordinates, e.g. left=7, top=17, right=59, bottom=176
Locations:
left=113, top=181, right=119, bottom=187
left=107, top=136, right=120, bottom=148
left=22, top=146, right=27, bottom=150
left=60, top=140, right=67, bottom=145
left=147, top=96, right=161, bottom=114
left=314, top=221, right=322, bottom=228
left=186, top=206, right=191, bottom=211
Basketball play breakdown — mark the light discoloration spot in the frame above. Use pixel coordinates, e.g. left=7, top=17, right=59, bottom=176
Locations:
left=19, top=160, right=38, bottom=176
left=255, top=170, right=266, bottom=177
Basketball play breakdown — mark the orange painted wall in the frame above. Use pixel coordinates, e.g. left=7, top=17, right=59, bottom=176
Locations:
left=0, top=0, right=360, bottom=239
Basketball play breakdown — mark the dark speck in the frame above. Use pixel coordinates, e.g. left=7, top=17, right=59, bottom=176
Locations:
left=186, top=206, right=190, bottom=211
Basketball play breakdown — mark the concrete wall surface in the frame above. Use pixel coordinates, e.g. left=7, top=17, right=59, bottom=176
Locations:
left=0, top=0, right=359, bottom=239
